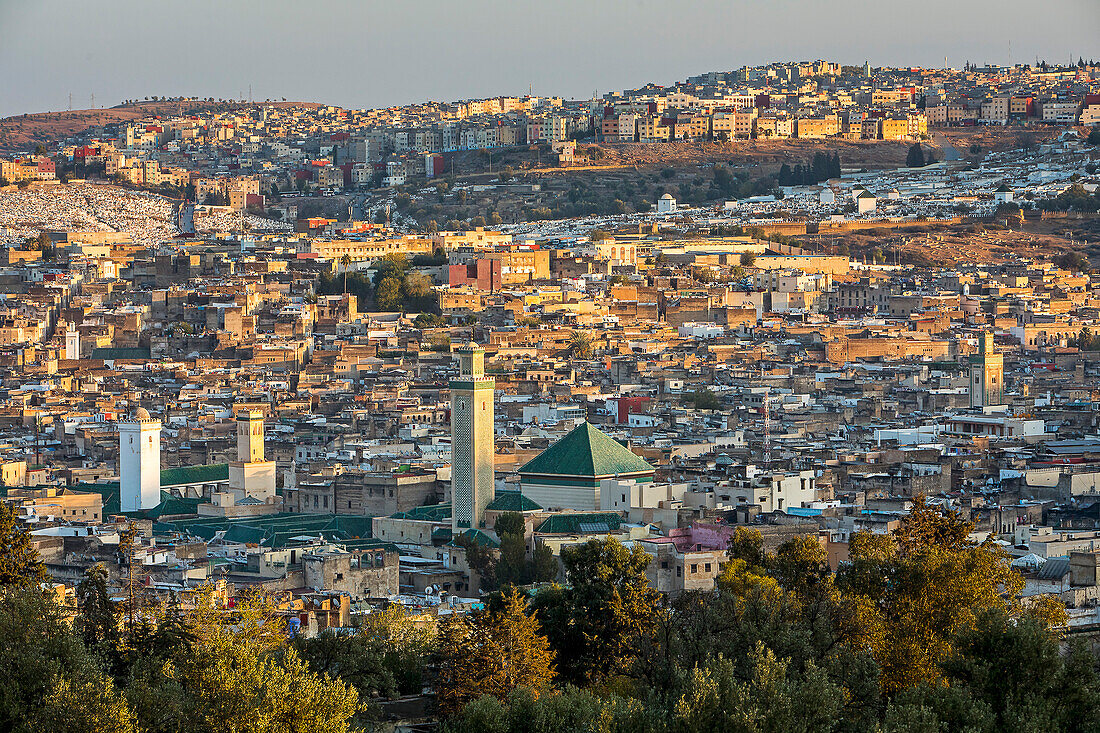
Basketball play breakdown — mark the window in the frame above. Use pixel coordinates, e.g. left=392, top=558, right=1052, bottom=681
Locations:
left=676, top=566, right=682, bottom=577
left=690, top=564, right=698, bottom=574
left=661, top=561, right=669, bottom=569
left=704, top=563, right=711, bottom=573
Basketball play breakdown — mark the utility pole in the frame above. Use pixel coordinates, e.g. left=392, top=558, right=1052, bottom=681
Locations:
left=120, top=523, right=137, bottom=632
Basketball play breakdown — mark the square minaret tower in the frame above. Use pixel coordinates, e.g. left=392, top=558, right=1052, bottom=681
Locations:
left=451, top=345, right=495, bottom=532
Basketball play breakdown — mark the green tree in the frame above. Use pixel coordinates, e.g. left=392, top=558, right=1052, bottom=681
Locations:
left=687, top=388, right=721, bottom=410
left=496, top=531, right=528, bottom=587
left=940, top=608, right=1097, bottom=732
left=1057, top=251, right=1090, bottom=273
left=774, top=535, right=829, bottom=598
left=176, top=642, right=358, bottom=733
left=436, top=587, right=556, bottom=716
left=740, top=252, right=756, bottom=267
left=0, top=504, right=48, bottom=588
left=533, top=537, right=659, bottom=685
left=837, top=497, right=1027, bottom=695
left=493, top=512, right=556, bottom=587
left=75, top=564, right=122, bottom=667
left=567, top=330, right=593, bottom=359
left=30, top=676, right=138, bottom=733
left=727, top=526, right=766, bottom=571
left=529, top=545, right=559, bottom=584
left=456, top=534, right=499, bottom=593
left=414, top=312, right=447, bottom=329
left=446, top=686, right=647, bottom=733
left=0, top=587, right=111, bottom=733
left=375, top=277, right=403, bottom=312
left=403, top=271, right=433, bottom=301
left=672, top=645, right=843, bottom=733
left=494, top=511, right=525, bottom=539
left=340, top=254, right=351, bottom=294
left=128, top=586, right=359, bottom=733
left=906, top=143, right=926, bottom=168
left=372, top=252, right=408, bottom=286
left=295, top=605, right=434, bottom=714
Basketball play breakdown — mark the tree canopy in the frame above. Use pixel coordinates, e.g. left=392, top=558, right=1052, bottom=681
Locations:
left=0, top=503, right=48, bottom=588
left=436, top=587, right=556, bottom=716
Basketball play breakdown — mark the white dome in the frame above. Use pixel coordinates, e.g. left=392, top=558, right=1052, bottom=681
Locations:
left=133, top=407, right=151, bottom=420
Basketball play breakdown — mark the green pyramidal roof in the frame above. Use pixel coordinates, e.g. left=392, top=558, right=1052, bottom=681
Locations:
left=486, top=491, right=542, bottom=512
left=519, top=422, right=654, bottom=479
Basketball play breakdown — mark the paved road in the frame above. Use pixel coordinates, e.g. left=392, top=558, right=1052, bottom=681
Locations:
left=178, top=202, right=195, bottom=234
left=932, top=133, right=962, bottom=162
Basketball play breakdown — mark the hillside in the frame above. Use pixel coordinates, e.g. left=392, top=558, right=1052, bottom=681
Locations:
left=0, top=100, right=322, bottom=153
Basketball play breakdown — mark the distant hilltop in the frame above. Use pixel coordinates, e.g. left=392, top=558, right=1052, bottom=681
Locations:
left=0, top=99, right=323, bottom=154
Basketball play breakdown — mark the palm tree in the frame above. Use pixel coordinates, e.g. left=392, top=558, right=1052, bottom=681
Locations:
left=340, top=254, right=351, bottom=295
left=568, top=330, right=593, bottom=359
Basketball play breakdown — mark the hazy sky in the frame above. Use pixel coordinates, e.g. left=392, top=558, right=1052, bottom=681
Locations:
left=1, top=0, right=1096, bottom=118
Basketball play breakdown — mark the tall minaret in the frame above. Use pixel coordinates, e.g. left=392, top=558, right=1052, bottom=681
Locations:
left=229, top=408, right=275, bottom=503
left=237, top=409, right=265, bottom=463
left=65, top=324, right=80, bottom=361
left=120, top=406, right=161, bottom=511
left=451, top=344, right=495, bottom=532
left=969, top=332, right=1004, bottom=408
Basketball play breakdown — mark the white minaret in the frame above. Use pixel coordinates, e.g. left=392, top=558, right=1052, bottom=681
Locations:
left=119, top=407, right=161, bottom=511
left=65, top=325, right=80, bottom=360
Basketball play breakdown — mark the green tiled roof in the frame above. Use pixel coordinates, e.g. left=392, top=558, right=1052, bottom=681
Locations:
left=141, top=494, right=203, bottom=520
left=71, top=482, right=209, bottom=520
left=519, top=422, right=654, bottom=479
left=224, top=525, right=267, bottom=544
left=390, top=503, right=451, bottom=522
left=485, top=491, right=542, bottom=512
left=535, top=512, right=624, bottom=535
left=155, top=512, right=376, bottom=549
left=72, top=482, right=122, bottom=515
left=330, top=515, right=374, bottom=539
left=450, top=528, right=500, bottom=549
left=160, top=463, right=229, bottom=487
left=90, top=347, right=152, bottom=360
left=341, top=538, right=401, bottom=553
